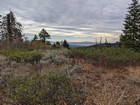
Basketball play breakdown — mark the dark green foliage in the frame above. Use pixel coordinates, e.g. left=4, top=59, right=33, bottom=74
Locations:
left=0, top=11, right=23, bottom=43
left=0, top=48, right=43, bottom=64
left=46, top=41, right=51, bottom=45
left=120, top=0, right=140, bottom=50
left=56, top=41, right=60, bottom=45
left=46, top=72, right=72, bottom=104
left=2, top=72, right=82, bottom=105
left=32, top=35, right=38, bottom=42
left=62, top=40, right=69, bottom=49
left=69, top=47, right=140, bottom=68
left=6, top=74, right=49, bottom=105
left=39, top=29, right=50, bottom=43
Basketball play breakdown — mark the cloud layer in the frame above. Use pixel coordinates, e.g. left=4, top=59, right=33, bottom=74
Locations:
left=0, top=0, right=132, bottom=42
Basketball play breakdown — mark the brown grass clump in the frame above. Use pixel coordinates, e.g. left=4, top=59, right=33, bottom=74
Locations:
left=84, top=82, right=126, bottom=105
left=69, top=62, right=140, bottom=105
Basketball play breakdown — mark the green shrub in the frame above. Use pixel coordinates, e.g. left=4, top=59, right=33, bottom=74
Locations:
left=46, top=72, right=72, bottom=104
left=69, top=47, right=140, bottom=68
left=3, top=72, right=83, bottom=105
left=0, top=48, right=43, bottom=64
left=5, top=74, right=49, bottom=105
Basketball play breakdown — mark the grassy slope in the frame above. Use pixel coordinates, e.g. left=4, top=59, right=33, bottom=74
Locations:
left=0, top=48, right=140, bottom=105
left=69, top=47, right=140, bottom=68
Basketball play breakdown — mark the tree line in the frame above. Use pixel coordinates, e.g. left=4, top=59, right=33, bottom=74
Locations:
left=0, top=12, right=69, bottom=49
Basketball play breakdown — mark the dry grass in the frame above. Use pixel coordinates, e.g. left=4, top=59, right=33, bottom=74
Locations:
left=126, top=67, right=140, bottom=86
left=0, top=49, right=140, bottom=105
left=84, top=82, right=126, bottom=105
left=128, top=67, right=140, bottom=79
left=70, top=62, right=140, bottom=105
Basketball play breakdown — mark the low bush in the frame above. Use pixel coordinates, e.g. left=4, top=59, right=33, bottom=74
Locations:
left=31, top=40, right=51, bottom=50
left=2, top=72, right=83, bottom=105
left=51, top=44, right=63, bottom=50
left=0, top=48, right=43, bottom=64
left=69, top=47, right=140, bottom=68
left=5, top=74, right=49, bottom=105
left=46, top=72, right=72, bottom=104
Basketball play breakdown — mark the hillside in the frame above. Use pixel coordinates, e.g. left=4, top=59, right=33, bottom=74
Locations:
left=1, top=47, right=140, bottom=105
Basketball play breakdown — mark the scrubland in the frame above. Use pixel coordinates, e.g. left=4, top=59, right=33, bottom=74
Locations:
left=0, top=47, right=140, bottom=105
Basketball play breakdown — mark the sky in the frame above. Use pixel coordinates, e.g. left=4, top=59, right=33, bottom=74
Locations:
left=0, top=0, right=132, bottom=42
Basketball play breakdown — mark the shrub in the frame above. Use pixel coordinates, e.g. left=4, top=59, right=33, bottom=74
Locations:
left=69, top=47, right=140, bottom=68
left=3, top=72, right=83, bottom=105
left=51, top=44, right=63, bottom=50
left=31, top=40, right=51, bottom=50
left=0, top=48, right=43, bottom=64
left=46, top=72, right=72, bottom=104
left=62, top=40, right=70, bottom=49
left=6, top=74, right=49, bottom=105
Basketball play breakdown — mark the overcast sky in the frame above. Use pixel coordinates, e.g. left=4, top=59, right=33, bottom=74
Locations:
left=0, top=0, right=132, bottom=42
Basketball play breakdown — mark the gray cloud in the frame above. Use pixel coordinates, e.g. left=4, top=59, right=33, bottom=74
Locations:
left=0, top=0, right=132, bottom=42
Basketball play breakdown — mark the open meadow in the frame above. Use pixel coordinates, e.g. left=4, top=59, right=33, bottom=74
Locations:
left=0, top=47, right=140, bottom=105
left=1, top=0, right=140, bottom=104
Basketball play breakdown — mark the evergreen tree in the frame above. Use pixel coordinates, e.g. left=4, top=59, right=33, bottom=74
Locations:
left=62, top=40, right=69, bottom=49
left=32, top=35, right=38, bottom=41
left=0, top=11, right=23, bottom=44
left=56, top=41, right=60, bottom=45
left=39, top=29, right=50, bottom=43
left=120, top=0, right=140, bottom=50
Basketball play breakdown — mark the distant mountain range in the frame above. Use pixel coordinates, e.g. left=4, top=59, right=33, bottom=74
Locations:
left=50, top=41, right=96, bottom=48
left=69, top=42, right=96, bottom=48
left=69, top=42, right=120, bottom=48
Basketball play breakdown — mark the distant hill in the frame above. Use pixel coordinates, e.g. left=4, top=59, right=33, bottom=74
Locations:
left=86, top=42, right=120, bottom=48
left=69, top=42, right=120, bottom=48
left=69, top=42, right=96, bottom=48
left=69, top=44, right=83, bottom=48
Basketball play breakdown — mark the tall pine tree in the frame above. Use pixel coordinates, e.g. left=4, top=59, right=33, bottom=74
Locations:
left=120, top=0, right=140, bottom=50
left=0, top=11, right=23, bottom=45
